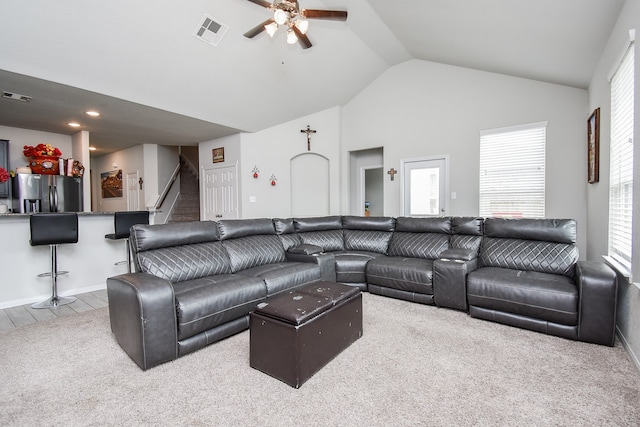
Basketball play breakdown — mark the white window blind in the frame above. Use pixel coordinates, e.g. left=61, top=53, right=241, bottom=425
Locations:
left=479, top=123, right=546, bottom=218
left=609, top=43, right=634, bottom=268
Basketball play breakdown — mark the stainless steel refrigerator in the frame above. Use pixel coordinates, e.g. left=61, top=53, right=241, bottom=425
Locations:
left=13, top=174, right=83, bottom=213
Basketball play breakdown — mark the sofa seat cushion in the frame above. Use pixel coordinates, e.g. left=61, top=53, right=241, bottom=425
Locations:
left=366, top=257, right=434, bottom=295
left=467, top=267, right=578, bottom=326
left=333, top=251, right=384, bottom=283
left=238, top=262, right=321, bottom=297
left=173, top=275, right=267, bottom=341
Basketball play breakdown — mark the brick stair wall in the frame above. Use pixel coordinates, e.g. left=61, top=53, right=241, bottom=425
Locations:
left=168, top=160, right=200, bottom=223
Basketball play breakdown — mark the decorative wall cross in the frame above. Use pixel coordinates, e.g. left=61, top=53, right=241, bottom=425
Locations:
left=300, top=125, right=316, bottom=151
left=387, top=168, right=397, bottom=181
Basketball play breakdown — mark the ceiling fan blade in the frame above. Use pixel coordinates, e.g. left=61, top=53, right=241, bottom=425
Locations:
left=246, top=0, right=272, bottom=9
left=243, top=18, right=275, bottom=38
left=292, top=25, right=312, bottom=49
left=301, top=9, right=347, bottom=21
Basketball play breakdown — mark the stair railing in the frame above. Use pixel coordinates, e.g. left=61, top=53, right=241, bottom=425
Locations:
left=181, top=155, right=199, bottom=179
left=155, top=162, right=181, bottom=210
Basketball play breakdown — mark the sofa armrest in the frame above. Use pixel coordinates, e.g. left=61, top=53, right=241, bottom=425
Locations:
left=433, top=257, right=478, bottom=311
left=106, top=272, right=178, bottom=370
left=575, top=261, right=618, bottom=346
left=286, top=252, right=336, bottom=282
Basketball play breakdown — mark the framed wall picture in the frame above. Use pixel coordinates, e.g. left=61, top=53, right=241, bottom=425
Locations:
left=101, top=169, right=123, bottom=198
left=588, top=108, right=600, bottom=184
left=212, top=147, right=225, bottom=163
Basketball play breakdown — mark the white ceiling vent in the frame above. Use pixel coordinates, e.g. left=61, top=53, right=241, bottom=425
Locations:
left=194, top=14, right=229, bottom=47
left=2, top=91, right=32, bottom=102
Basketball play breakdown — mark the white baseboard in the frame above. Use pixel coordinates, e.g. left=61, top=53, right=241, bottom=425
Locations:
left=0, top=282, right=107, bottom=310
left=616, top=326, right=640, bottom=373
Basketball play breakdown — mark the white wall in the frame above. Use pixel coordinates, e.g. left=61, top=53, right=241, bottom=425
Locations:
left=0, top=214, right=124, bottom=308
left=587, top=0, right=640, bottom=372
left=72, top=130, right=91, bottom=211
left=91, top=145, right=145, bottom=212
left=342, top=59, right=589, bottom=258
left=0, top=125, right=72, bottom=172
left=239, top=107, right=342, bottom=219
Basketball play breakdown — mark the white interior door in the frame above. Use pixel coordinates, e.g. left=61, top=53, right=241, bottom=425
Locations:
left=202, top=165, right=238, bottom=220
left=126, top=171, right=140, bottom=211
left=401, top=157, right=448, bottom=216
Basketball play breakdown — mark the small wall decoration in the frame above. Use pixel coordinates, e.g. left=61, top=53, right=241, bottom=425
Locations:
left=387, top=168, right=397, bottom=181
left=212, top=147, right=225, bottom=163
left=300, top=125, right=317, bottom=151
left=101, top=169, right=123, bottom=198
left=252, top=166, right=260, bottom=178
left=269, top=174, right=277, bottom=186
left=588, top=108, right=600, bottom=184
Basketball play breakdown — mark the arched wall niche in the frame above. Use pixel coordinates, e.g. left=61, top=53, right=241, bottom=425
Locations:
left=290, top=152, right=330, bottom=217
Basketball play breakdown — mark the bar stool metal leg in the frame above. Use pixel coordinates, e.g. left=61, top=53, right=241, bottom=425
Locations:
left=31, top=244, right=77, bottom=309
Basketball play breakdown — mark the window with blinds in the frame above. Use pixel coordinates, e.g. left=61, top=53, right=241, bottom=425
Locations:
left=479, top=122, right=547, bottom=218
left=608, top=43, right=634, bottom=268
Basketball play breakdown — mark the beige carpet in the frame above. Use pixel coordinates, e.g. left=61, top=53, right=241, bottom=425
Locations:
left=1, top=293, right=638, bottom=426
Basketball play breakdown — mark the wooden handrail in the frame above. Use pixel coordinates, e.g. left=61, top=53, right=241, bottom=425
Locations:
left=155, top=162, right=181, bottom=209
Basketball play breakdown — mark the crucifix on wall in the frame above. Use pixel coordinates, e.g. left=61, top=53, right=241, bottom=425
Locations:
left=300, top=125, right=316, bottom=151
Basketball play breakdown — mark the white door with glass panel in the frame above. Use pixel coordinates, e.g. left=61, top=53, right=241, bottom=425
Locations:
left=401, top=157, right=447, bottom=216
left=202, top=165, right=238, bottom=220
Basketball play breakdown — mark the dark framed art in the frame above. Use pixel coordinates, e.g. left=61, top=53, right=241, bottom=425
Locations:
left=212, top=147, right=225, bottom=163
left=588, top=108, right=600, bottom=184
left=100, top=169, right=123, bottom=198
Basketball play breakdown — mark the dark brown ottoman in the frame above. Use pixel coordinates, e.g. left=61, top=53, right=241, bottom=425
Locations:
left=250, top=281, right=363, bottom=388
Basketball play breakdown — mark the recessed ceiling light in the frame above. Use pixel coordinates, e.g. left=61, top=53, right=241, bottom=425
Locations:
left=67, top=122, right=81, bottom=127
left=85, top=111, right=100, bottom=117
left=89, top=146, right=97, bottom=151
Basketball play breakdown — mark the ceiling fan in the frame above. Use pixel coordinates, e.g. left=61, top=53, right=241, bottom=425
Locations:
left=243, top=0, right=347, bottom=49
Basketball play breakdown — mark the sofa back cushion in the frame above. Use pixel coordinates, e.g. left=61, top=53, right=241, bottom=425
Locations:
left=216, top=218, right=287, bottom=272
left=342, top=216, right=395, bottom=254
left=483, top=218, right=576, bottom=243
left=388, top=217, right=451, bottom=259
left=223, top=235, right=286, bottom=272
left=450, top=217, right=483, bottom=252
left=273, top=218, right=301, bottom=251
left=217, top=218, right=276, bottom=240
left=131, top=221, right=219, bottom=253
left=137, top=242, right=232, bottom=283
left=294, top=216, right=344, bottom=251
left=479, top=218, right=578, bottom=277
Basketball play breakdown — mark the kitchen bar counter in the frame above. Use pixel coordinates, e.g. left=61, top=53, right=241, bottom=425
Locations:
left=0, top=212, right=151, bottom=308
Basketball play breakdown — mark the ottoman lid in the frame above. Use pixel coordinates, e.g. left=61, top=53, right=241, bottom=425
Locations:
left=255, top=282, right=360, bottom=326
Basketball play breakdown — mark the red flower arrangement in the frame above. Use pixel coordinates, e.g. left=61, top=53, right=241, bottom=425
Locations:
left=0, top=167, right=9, bottom=183
left=23, top=143, right=62, bottom=158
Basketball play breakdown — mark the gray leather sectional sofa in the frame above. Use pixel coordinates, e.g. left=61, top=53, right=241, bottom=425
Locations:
left=107, top=215, right=617, bottom=370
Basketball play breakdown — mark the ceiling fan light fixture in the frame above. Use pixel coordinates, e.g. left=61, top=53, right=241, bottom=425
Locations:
left=265, top=22, right=278, bottom=37
left=294, top=19, right=308, bottom=34
left=274, top=9, right=288, bottom=25
left=286, top=28, right=298, bottom=44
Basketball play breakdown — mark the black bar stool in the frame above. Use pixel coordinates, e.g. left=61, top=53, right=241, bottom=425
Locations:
left=30, top=213, right=79, bottom=309
left=105, top=211, right=149, bottom=273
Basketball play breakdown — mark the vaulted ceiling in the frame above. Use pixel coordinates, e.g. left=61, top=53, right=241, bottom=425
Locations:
left=0, top=0, right=625, bottom=156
